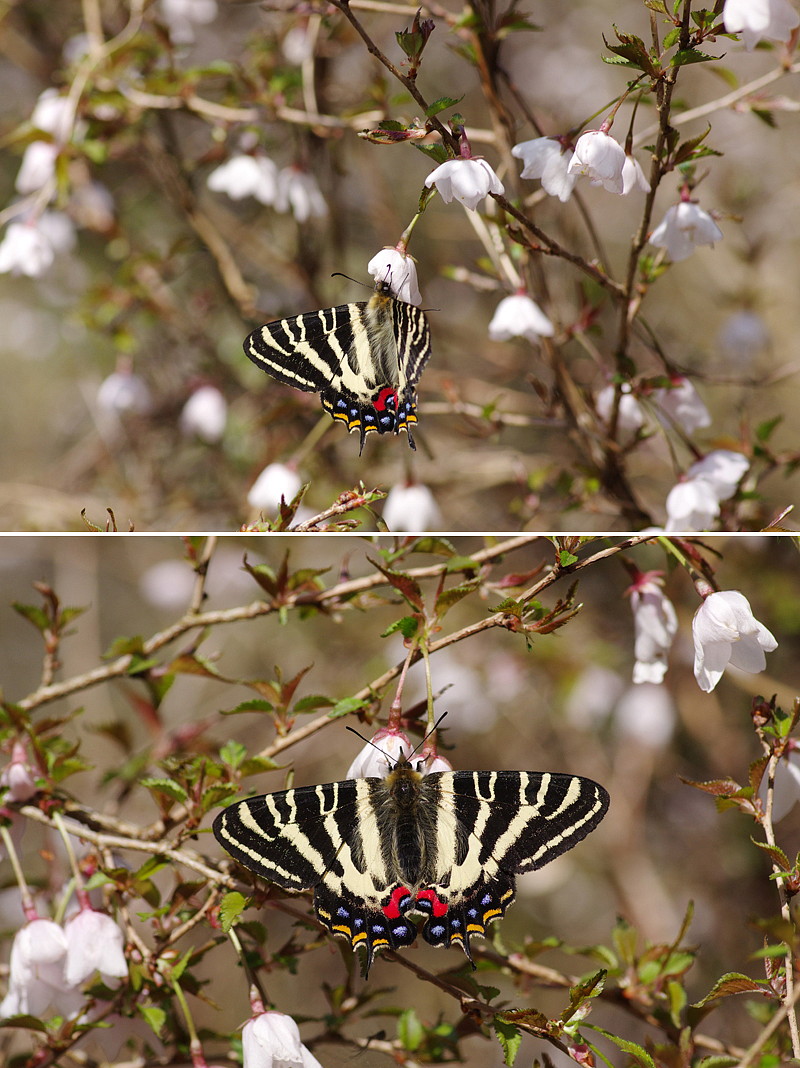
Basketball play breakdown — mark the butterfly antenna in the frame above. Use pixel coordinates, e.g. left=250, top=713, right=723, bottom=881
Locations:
left=345, top=725, right=392, bottom=760
left=330, top=272, right=372, bottom=292
left=407, top=711, right=448, bottom=762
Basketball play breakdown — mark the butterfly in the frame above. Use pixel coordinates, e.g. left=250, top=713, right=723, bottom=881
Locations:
left=213, top=755, right=608, bottom=977
left=243, top=280, right=432, bottom=453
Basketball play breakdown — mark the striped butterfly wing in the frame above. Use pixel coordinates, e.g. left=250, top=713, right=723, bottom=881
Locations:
left=414, top=771, right=609, bottom=955
left=213, top=767, right=608, bottom=978
left=244, top=282, right=432, bottom=452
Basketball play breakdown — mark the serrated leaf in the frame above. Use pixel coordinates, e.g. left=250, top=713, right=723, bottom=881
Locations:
left=328, top=696, right=369, bottom=719
left=369, top=558, right=425, bottom=610
left=435, top=579, right=482, bottom=618
left=426, top=95, right=464, bottom=117
left=219, top=891, right=248, bottom=932
left=671, top=48, right=715, bottom=66
left=220, top=740, right=247, bottom=769
left=692, top=971, right=769, bottom=1007
left=585, top=1026, right=656, bottom=1068
left=559, top=550, right=579, bottom=567
left=293, top=694, right=334, bottom=713
left=752, top=837, right=791, bottom=870
left=221, top=699, right=274, bottom=715
left=493, top=1019, right=522, bottom=1066
left=381, top=616, right=420, bottom=639
left=240, top=755, right=280, bottom=776
left=140, top=777, right=188, bottom=803
left=756, top=415, right=783, bottom=442
left=0, top=1013, right=49, bottom=1032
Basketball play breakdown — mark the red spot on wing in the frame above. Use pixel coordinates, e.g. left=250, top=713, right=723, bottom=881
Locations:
left=417, top=888, right=448, bottom=917
left=373, top=387, right=398, bottom=412
left=382, top=885, right=411, bottom=919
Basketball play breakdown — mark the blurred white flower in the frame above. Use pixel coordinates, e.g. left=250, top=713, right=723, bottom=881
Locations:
left=692, top=589, right=778, bottom=693
left=665, top=477, right=720, bottom=532
left=346, top=727, right=412, bottom=779
left=16, top=141, right=59, bottom=194
left=248, top=462, right=302, bottom=512
left=649, top=202, right=723, bottom=261
left=652, top=376, right=711, bottom=434
left=276, top=167, right=327, bottom=222
left=0, top=219, right=56, bottom=277
left=31, top=88, right=74, bottom=141
left=511, top=137, right=577, bottom=202
left=1, top=741, right=37, bottom=801
left=207, top=155, right=279, bottom=205
left=424, top=157, right=504, bottom=211
left=97, top=365, right=152, bottom=416
left=621, top=154, right=651, bottom=195
left=242, top=1010, right=323, bottom=1068
left=488, top=293, right=555, bottom=342
left=564, top=665, right=625, bottom=729
left=64, top=907, right=128, bottom=986
left=282, top=24, right=314, bottom=64
left=717, top=310, right=769, bottom=365
left=723, top=0, right=799, bottom=49
left=0, top=917, right=76, bottom=1019
left=367, top=248, right=421, bottom=305
left=382, top=482, right=441, bottom=532
left=596, top=384, right=645, bottom=434
left=180, top=385, right=227, bottom=442
left=615, top=682, right=676, bottom=748
left=629, top=574, right=678, bottom=685
left=37, top=210, right=76, bottom=253
left=567, top=130, right=626, bottom=194
left=69, top=181, right=116, bottom=232
left=159, top=0, right=218, bottom=44
left=686, top=449, right=749, bottom=499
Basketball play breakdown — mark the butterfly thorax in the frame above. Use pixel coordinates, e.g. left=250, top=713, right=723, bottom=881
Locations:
left=370, top=763, right=443, bottom=890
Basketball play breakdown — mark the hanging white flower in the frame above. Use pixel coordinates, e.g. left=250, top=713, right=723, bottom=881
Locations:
left=664, top=477, right=720, bottom=532
left=276, top=167, right=328, bottom=222
left=511, top=137, right=577, bottom=202
left=424, top=157, right=504, bottom=211
left=242, top=1009, right=323, bottom=1068
left=652, top=376, right=711, bottom=434
left=346, top=727, right=413, bottom=779
left=207, top=154, right=279, bottom=205
left=247, top=463, right=302, bottom=512
left=180, top=385, right=227, bottom=443
left=629, top=574, right=678, bottom=685
left=64, top=906, right=129, bottom=986
left=685, top=449, right=749, bottom=500
left=596, top=384, right=645, bottom=434
left=621, top=154, right=651, bottom=196
left=567, top=130, right=626, bottom=194
left=382, top=482, right=441, bottom=532
left=649, top=201, right=723, bottom=262
left=488, top=293, right=555, bottom=342
left=723, top=0, right=799, bottom=50
left=367, top=247, right=421, bottom=306
left=692, top=590, right=778, bottom=693
left=159, top=0, right=218, bottom=45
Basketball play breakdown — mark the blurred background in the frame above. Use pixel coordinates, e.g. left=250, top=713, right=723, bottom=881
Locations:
left=1, top=534, right=798, bottom=1064
left=0, top=1, right=798, bottom=530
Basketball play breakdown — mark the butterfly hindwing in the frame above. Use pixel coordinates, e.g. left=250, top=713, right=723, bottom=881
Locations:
left=213, top=765, right=608, bottom=978
left=244, top=281, right=432, bottom=451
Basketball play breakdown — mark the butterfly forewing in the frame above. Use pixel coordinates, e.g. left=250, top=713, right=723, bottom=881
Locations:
left=213, top=764, right=608, bottom=978
left=244, top=281, right=432, bottom=452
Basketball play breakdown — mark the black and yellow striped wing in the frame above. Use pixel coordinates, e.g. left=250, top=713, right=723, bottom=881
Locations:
left=213, top=766, right=608, bottom=977
left=244, top=282, right=432, bottom=452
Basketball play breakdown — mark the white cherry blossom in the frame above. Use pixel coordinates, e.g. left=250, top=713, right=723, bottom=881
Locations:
left=64, top=907, right=128, bottom=986
left=488, top=293, right=554, bottom=342
left=382, top=482, right=441, bottom=532
left=621, top=154, right=651, bottom=195
left=649, top=201, right=723, bottom=261
left=207, top=155, right=279, bottom=205
left=247, top=463, right=302, bottom=512
left=665, top=478, right=720, bottom=532
left=180, top=385, right=227, bottom=442
left=596, top=384, right=645, bottom=434
left=276, top=167, right=327, bottom=222
left=425, top=157, right=504, bottom=211
left=346, top=727, right=413, bottom=779
left=511, top=137, right=577, bottom=202
left=723, top=0, right=799, bottom=50
left=629, top=574, right=678, bottom=684
left=652, top=376, right=711, bottom=434
left=567, top=130, right=626, bottom=194
left=692, top=590, right=778, bottom=693
left=367, top=248, right=421, bottom=305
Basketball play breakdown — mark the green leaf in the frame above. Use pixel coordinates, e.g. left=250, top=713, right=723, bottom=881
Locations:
left=12, top=602, right=49, bottom=633
left=397, top=1007, right=424, bottom=1051
left=671, top=48, right=715, bottom=66
left=756, top=415, right=783, bottom=442
left=240, top=755, right=280, bottom=776
left=493, top=1018, right=522, bottom=1066
left=585, top=1026, right=656, bottom=1068
left=0, top=1013, right=49, bottom=1033
left=221, top=699, right=275, bottom=715
left=328, top=696, right=369, bottom=719
left=381, top=616, right=420, bottom=639
left=220, top=740, right=247, bottom=770
left=435, top=579, right=482, bottom=618
left=559, top=550, right=579, bottom=567
left=692, top=971, right=769, bottom=1007
left=103, top=634, right=145, bottom=658
left=425, top=95, right=464, bottom=117
left=140, top=777, right=188, bottom=803
left=219, top=891, right=248, bottom=932
left=293, top=694, right=334, bottom=713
